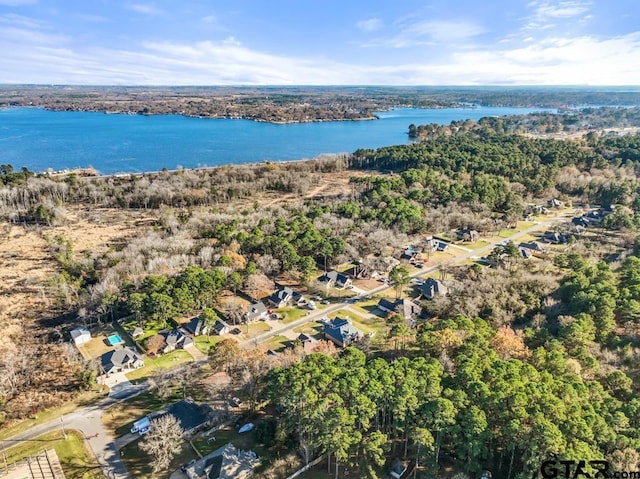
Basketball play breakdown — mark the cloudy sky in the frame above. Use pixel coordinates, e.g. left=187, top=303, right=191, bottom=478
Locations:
left=0, top=0, right=638, bottom=85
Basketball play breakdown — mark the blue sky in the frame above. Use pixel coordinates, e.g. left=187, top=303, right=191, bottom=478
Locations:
left=0, top=0, right=638, bottom=85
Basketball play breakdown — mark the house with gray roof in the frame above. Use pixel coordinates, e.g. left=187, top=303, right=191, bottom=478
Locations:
left=268, top=286, right=294, bottom=308
left=323, top=317, right=362, bottom=347
left=420, top=278, right=448, bottom=300
left=319, top=270, right=352, bottom=289
left=245, top=301, right=268, bottom=322
left=100, top=347, right=144, bottom=375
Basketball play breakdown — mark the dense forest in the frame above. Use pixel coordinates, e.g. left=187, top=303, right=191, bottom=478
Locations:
left=2, top=106, right=640, bottom=477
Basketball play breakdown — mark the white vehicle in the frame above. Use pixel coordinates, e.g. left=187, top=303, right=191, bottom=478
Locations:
left=131, top=417, right=151, bottom=435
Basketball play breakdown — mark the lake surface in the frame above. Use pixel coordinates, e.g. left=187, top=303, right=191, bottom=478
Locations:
left=0, top=106, right=551, bottom=174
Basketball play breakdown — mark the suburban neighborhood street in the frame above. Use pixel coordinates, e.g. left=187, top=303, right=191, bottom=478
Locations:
left=2, top=209, right=575, bottom=479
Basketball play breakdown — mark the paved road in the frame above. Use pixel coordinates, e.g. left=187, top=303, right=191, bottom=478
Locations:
left=240, top=210, right=575, bottom=348
left=3, top=210, right=575, bottom=479
left=2, top=384, right=148, bottom=479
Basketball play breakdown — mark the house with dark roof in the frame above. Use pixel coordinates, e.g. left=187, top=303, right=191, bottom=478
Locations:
left=543, top=231, right=568, bottom=244
left=186, top=317, right=209, bottom=336
left=145, top=398, right=214, bottom=438
left=323, top=317, right=362, bottom=347
left=420, top=278, right=448, bottom=300
left=319, top=270, right=352, bottom=289
left=268, top=286, right=293, bottom=308
left=100, top=347, right=144, bottom=375
left=213, top=319, right=231, bottom=335
left=435, top=241, right=449, bottom=252
left=245, top=301, right=268, bottom=322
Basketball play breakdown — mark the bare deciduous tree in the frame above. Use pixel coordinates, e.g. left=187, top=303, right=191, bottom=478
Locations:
left=139, top=414, right=184, bottom=473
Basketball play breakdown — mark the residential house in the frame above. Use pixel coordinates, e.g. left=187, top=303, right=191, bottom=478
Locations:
left=435, top=240, right=449, bottom=252
left=70, top=327, right=91, bottom=346
left=213, top=319, right=231, bottom=335
left=572, top=217, right=590, bottom=228
left=185, top=443, right=259, bottom=479
left=292, top=291, right=306, bottom=305
left=162, top=329, right=194, bottom=353
left=100, top=347, right=144, bottom=375
left=318, top=270, right=352, bottom=289
left=401, top=246, right=419, bottom=261
left=323, top=317, right=362, bottom=347
left=377, top=298, right=423, bottom=325
left=543, top=231, right=568, bottom=244
left=420, top=278, right=448, bottom=300
left=186, top=317, right=209, bottom=337
left=268, top=286, right=293, bottom=308
left=146, top=399, right=214, bottom=439
left=245, top=301, right=268, bottom=322
left=585, top=209, right=607, bottom=224
left=519, top=241, right=546, bottom=258
left=456, top=228, right=480, bottom=242
left=288, top=333, right=317, bottom=354
left=547, top=198, right=563, bottom=208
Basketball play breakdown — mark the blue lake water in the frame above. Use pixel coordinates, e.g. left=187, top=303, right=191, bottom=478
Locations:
left=0, top=106, right=551, bottom=174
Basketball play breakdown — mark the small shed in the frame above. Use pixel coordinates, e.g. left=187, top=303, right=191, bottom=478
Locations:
left=70, top=327, right=91, bottom=345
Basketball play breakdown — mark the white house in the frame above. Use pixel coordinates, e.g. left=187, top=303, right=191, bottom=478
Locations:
left=70, top=327, right=91, bottom=345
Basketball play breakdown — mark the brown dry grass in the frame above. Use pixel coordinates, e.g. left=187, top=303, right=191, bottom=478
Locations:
left=0, top=207, right=155, bottom=352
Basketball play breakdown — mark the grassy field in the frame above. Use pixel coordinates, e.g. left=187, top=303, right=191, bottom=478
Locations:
left=241, top=321, right=272, bottom=339
left=194, top=334, right=223, bottom=354
left=0, top=389, right=106, bottom=441
left=277, top=306, right=309, bottom=324
left=125, top=349, right=193, bottom=382
left=263, top=335, right=291, bottom=352
left=4, top=430, right=101, bottom=479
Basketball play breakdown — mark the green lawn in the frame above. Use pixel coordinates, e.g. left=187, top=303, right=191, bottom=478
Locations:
left=293, top=323, right=324, bottom=338
left=4, top=430, right=101, bottom=479
left=125, top=350, right=193, bottom=382
left=0, top=389, right=107, bottom=441
left=328, top=309, right=366, bottom=323
left=243, top=321, right=272, bottom=339
left=263, top=335, right=291, bottom=352
left=277, top=306, right=309, bottom=324
left=120, top=439, right=195, bottom=479
left=194, top=334, right=223, bottom=354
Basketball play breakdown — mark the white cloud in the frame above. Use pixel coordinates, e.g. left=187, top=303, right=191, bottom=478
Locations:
left=523, top=1, right=592, bottom=31
left=362, top=18, right=486, bottom=48
left=0, top=14, right=639, bottom=86
left=356, top=18, right=382, bottom=32
left=125, top=3, right=163, bottom=15
left=529, top=1, right=592, bottom=18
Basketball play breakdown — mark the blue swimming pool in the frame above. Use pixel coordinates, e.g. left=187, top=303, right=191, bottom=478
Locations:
left=107, top=334, right=124, bottom=346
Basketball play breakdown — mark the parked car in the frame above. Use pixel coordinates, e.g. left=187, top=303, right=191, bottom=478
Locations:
left=230, top=397, right=243, bottom=407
